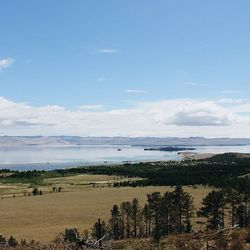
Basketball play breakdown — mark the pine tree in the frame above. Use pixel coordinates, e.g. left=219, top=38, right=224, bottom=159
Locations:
left=143, top=203, right=152, bottom=237
left=198, top=190, right=225, bottom=230
left=147, top=192, right=161, bottom=241
left=110, top=204, right=121, bottom=240
left=182, top=192, right=194, bottom=233
left=121, top=201, right=132, bottom=238
left=131, top=198, right=140, bottom=238
left=161, top=191, right=175, bottom=235
left=225, top=188, right=241, bottom=227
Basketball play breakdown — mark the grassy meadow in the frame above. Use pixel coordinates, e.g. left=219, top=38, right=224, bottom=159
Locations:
left=0, top=174, right=212, bottom=242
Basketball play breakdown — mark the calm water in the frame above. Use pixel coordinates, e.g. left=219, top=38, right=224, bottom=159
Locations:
left=0, top=145, right=250, bottom=170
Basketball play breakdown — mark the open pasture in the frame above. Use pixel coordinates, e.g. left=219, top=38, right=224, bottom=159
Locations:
left=0, top=175, right=212, bottom=242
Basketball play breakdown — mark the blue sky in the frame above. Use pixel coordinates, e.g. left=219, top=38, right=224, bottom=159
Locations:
left=0, top=1, right=250, bottom=136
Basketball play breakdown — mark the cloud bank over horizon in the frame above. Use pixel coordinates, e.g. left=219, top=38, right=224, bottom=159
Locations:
left=0, top=96, right=249, bottom=137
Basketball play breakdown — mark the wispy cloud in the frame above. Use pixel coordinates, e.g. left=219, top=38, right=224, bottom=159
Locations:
left=96, top=48, right=118, bottom=54
left=221, top=90, right=241, bottom=95
left=184, top=82, right=207, bottom=87
left=78, top=104, right=105, bottom=111
left=125, top=89, right=147, bottom=94
left=217, top=98, right=246, bottom=104
left=0, top=57, right=15, bottom=70
left=97, top=77, right=106, bottom=82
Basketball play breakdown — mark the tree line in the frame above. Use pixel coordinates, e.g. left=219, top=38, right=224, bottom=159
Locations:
left=90, top=186, right=249, bottom=242
left=1, top=153, right=250, bottom=190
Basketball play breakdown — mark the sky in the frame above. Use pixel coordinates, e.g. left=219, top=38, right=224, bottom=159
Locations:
left=1, top=0, right=250, bottom=137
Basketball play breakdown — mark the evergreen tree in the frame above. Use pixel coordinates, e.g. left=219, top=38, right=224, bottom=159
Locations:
left=121, top=201, right=132, bottom=238
left=161, top=191, right=175, bottom=235
left=8, top=236, right=18, bottom=247
left=110, top=204, right=121, bottom=240
left=198, top=190, right=225, bottom=230
left=173, top=186, right=186, bottom=233
left=147, top=192, right=161, bottom=241
left=182, top=192, right=194, bottom=233
left=225, top=188, right=242, bottom=227
left=91, top=219, right=107, bottom=240
left=131, top=198, right=140, bottom=238
left=143, top=203, right=152, bottom=237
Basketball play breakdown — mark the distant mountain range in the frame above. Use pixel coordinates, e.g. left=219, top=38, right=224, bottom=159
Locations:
left=0, top=136, right=250, bottom=147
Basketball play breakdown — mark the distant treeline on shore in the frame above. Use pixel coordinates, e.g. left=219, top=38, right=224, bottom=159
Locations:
left=0, top=153, right=250, bottom=190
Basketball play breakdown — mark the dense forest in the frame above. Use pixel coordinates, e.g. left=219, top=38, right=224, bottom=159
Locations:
left=1, top=153, right=250, bottom=189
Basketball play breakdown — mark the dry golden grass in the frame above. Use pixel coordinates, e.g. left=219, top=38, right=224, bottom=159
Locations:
left=0, top=175, right=212, bottom=243
left=44, top=174, right=140, bottom=185
left=0, top=183, right=30, bottom=197
left=44, top=174, right=120, bottom=184
left=0, top=175, right=141, bottom=198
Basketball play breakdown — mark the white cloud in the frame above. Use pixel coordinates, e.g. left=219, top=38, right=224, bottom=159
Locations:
left=96, top=48, right=118, bottom=54
left=217, top=98, right=245, bottom=104
left=230, top=103, right=250, bottom=114
left=78, top=104, right=105, bottom=111
left=0, top=97, right=249, bottom=137
left=166, top=101, right=234, bottom=126
left=125, top=89, right=147, bottom=94
left=0, top=57, right=14, bottom=70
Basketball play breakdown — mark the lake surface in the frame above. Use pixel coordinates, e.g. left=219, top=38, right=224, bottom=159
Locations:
left=0, top=145, right=250, bottom=170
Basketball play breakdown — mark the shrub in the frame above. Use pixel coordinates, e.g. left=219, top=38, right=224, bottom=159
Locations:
left=8, top=236, right=18, bottom=247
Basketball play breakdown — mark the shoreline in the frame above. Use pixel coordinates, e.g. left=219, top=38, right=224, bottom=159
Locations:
left=179, top=152, right=215, bottom=160
left=1, top=151, right=250, bottom=171
left=0, top=152, right=211, bottom=171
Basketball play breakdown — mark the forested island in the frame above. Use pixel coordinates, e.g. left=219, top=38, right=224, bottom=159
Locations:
left=144, top=146, right=196, bottom=151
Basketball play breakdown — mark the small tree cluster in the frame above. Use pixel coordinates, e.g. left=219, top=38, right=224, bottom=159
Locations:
left=198, top=187, right=249, bottom=230
left=64, top=228, right=80, bottom=243
left=52, top=186, right=62, bottom=192
left=32, top=188, right=43, bottom=196
left=0, top=235, right=18, bottom=247
left=100, top=186, right=194, bottom=241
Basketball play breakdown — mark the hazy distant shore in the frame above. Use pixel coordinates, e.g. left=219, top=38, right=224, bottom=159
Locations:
left=1, top=135, right=250, bottom=147
left=0, top=152, right=212, bottom=171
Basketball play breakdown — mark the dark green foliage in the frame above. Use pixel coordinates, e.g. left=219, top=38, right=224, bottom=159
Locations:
left=198, top=190, right=225, bottom=230
left=121, top=201, right=132, bottom=238
left=1, top=153, right=249, bottom=190
left=199, top=186, right=249, bottom=230
left=99, top=186, right=195, bottom=242
left=91, top=219, right=107, bottom=240
left=91, top=185, right=248, bottom=243
left=235, top=204, right=249, bottom=228
left=0, top=235, right=6, bottom=244
left=20, top=239, right=27, bottom=247
left=57, top=153, right=250, bottom=188
left=32, top=187, right=39, bottom=196
left=147, top=192, right=161, bottom=241
left=131, top=198, right=139, bottom=238
left=8, top=236, right=18, bottom=247
left=110, top=204, right=122, bottom=240
left=64, top=228, right=80, bottom=243
left=31, top=187, right=43, bottom=196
